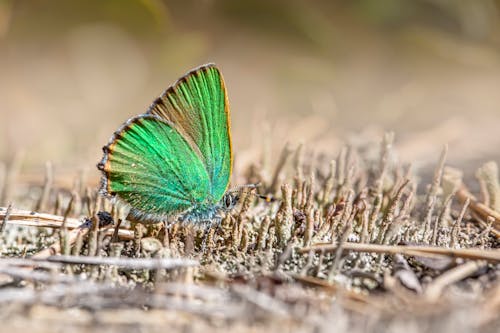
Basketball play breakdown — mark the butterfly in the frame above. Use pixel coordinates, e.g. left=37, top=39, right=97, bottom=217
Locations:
left=97, top=64, right=245, bottom=225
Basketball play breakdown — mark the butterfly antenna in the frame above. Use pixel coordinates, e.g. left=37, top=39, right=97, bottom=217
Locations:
left=255, top=193, right=278, bottom=203
left=229, top=183, right=279, bottom=203
left=231, top=183, right=261, bottom=191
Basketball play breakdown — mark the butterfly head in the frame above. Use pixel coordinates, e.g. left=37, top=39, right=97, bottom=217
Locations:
left=220, top=183, right=274, bottom=212
left=221, top=190, right=242, bottom=211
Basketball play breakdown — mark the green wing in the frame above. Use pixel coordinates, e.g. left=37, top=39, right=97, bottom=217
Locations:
left=147, top=64, right=232, bottom=202
left=98, top=116, right=211, bottom=220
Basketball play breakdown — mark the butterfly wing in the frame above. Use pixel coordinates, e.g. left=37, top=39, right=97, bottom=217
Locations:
left=98, top=115, right=211, bottom=220
left=146, top=64, right=232, bottom=202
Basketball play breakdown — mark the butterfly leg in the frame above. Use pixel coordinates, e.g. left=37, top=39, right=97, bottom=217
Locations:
left=200, top=223, right=214, bottom=252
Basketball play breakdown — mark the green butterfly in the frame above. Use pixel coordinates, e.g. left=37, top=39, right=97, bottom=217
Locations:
left=97, top=64, right=242, bottom=224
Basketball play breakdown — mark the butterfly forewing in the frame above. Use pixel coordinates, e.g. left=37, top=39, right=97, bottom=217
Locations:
left=147, top=64, right=232, bottom=202
left=100, top=116, right=211, bottom=220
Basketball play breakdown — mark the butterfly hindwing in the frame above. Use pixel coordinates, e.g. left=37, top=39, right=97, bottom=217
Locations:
left=147, top=64, right=232, bottom=202
left=99, top=115, right=211, bottom=220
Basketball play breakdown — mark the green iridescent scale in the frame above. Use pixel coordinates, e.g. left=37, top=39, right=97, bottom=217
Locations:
left=98, top=64, right=232, bottom=223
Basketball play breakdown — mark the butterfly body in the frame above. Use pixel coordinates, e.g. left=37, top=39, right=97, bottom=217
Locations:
left=98, top=64, right=235, bottom=225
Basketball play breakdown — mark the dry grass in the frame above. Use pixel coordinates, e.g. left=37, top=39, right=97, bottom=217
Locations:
left=0, top=135, right=499, bottom=333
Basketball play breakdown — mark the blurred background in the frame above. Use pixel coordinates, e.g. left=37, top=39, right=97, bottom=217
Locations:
left=1, top=0, right=500, bottom=180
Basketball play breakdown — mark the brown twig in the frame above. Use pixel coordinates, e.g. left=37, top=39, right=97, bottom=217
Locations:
left=0, top=207, right=81, bottom=228
left=301, top=242, right=500, bottom=262
left=450, top=197, right=470, bottom=248
left=457, top=186, right=500, bottom=237
left=0, top=206, right=134, bottom=239
left=425, top=260, right=488, bottom=301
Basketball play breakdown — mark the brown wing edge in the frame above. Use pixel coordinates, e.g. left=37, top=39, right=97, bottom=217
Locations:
left=218, top=66, right=233, bottom=193
left=145, top=63, right=218, bottom=119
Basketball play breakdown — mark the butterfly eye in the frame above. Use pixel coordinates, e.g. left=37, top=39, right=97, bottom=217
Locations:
left=224, top=194, right=233, bottom=209
left=222, top=193, right=239, bottom=210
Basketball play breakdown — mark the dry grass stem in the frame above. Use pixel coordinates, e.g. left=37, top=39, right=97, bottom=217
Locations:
left=37, top=255, right=198, bottom=270
left=34, top=161, right=53, bottom=212
left=301, top=242, right=500, bottom=262
left=268, top=142, right=293, bottom=194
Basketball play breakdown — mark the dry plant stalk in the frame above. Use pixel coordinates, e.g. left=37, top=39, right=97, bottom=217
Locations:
left=476, top=161, right=500, bottom=212
left=275, top=183, right=293, bottom=247
left=328, top=210, right=356, bottom=279
left=422, top=145, right=448, bottom=243
left=320, top=160, right=336, bottom=207
left=0, top=152, right=23, bottom=206
left=34, top=161, right=53, bottom=212
left=268, top=142, right=293, bottom=194
left=303, top=208, right=314, bottom=246
left=0, top=203, right=12, bottom=233
left=432, top=191, right=455, bottom=245
left=378, top=179, right=410, bottom=244
left=374, top=132, right=394, bottom=196
left=450, top=197, right=470, bottom=248
left=31, top=220, right=93, bottom=259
